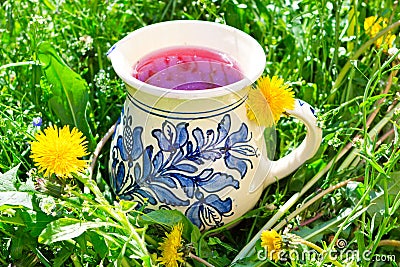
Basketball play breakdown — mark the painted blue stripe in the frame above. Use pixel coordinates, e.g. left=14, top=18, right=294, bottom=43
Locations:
left=126, top=92, right=246, bottom=115
left=127, top=94, right=247, bottom=120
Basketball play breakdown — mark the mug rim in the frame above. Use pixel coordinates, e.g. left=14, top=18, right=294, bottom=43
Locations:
left=108, top=20, right=266, bottom=99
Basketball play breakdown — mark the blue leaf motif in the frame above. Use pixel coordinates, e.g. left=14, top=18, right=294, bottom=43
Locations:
left=117, top=136, right=128, bottom=161
left=167, top=173, right=196, bottom=198
left=165, top=168, right=238, bottom=199
left=234, top=145, right=260, bottom=156
left=193, top=128, right=204, bottom=149
left=224, top=151, right=249, bottom=178
left=148, top=184, right=190, bottom=206
left=134, top=162, right=141, bottom=181
left=191, top=128, right=222, bottom=161
left=175, top=122, right=189, bottom=148
left=142, top=146, right=153, bottom=179
left=153, top=173, right=177, bottom=189
left=216, top=114, right=230, bottom=144
left=152, top=121, right=189, bottom=152
left=200, top=150, right=223, bottom=161
left=172, top=164, right=198, bottom=173
left=115, top=162, right=125, bottom=193
left=186, top=141, right=194, bottom=155
left=152, top=129, right=170, bottom=151
left=131, top=127, right=144, bottom=160
left=136, top=189, right=157, bottom=205
left=225, top=123, right=249, bottom=147
left=185, top=194, right=233, bottom=229
left=223, top=123, right=257, bottom=178
left=197, top=171, right=239, bottom=192
left=152, top=151, right=164, bottom=172
left=171, top=149, right=185, bottom=165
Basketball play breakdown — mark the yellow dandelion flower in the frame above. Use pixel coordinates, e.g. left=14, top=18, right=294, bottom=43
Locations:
left=260, top=229, right=282, bottom=262
left=158, top=223, right=185, bottom=267
left=364, top=16, right=396, bottom=51
left=30, top=125, right=89, bottom=178
left=364, top=16, right=382, bottom=37
left=246, top=75, right=295, bottom=126
left=375, top=34, right=396, bottom=51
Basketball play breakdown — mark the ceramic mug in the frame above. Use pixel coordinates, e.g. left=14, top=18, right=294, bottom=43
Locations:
left=107, top=20, right=322, bottom=230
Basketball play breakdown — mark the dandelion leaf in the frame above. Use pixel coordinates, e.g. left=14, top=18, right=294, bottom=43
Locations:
left=0, top=192, right=33, bottom=210
left=367, top=171, right=400, bottom=225
left=38, top=218, right=111, bottom=244
left=0, top=163, right=19, bottom=191
left=37, top=42, right=94, bottom=149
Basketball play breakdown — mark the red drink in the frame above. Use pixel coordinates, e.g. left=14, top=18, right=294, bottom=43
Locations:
left=132, top=46, right=243, bottom=90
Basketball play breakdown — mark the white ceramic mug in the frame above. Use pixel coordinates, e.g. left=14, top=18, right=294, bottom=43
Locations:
left=107, top=20, right=322, bottom=230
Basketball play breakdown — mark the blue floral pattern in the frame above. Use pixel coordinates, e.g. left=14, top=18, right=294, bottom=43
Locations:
left=110, top=110, right=258, bottom=229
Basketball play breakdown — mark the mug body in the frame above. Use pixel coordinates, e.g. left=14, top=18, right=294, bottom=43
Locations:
left=108, top=20, right=269, bottom=229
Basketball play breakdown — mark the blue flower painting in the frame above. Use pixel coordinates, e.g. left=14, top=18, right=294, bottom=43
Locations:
left=110, top=112, right=258, bottom=229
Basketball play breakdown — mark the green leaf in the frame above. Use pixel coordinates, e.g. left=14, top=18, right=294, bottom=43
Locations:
left=96, top=232, right=145, bottom=259
left=37, top=42, right=94, bottom=149
left=38, top=218, right=112, bottom=244
left=87, top=231, right=108, bottom=258
left=359, top=94, right=391, bottom=108
left=367, top=171, right=400, bottom=224
left=42, top=0, right=56, bottom=10
left=0, top=214, right=25, bottom=226
left=0, top=164, right=20, bottom=191
left=208, top=236, right=238, bottom=253
left=293, top=207, right=366, bottom=242
left=119, top=199, right=138, bottom=213
left=346, top=181, right=370, bottom=205
left=140, top=255, right=152, bottom=267
left=53, top=246, right=73, bottom=267
left=26, top=210, right=55, bottom=237
left=0, top=192, right=33, bottom=210
left=289, top=159, right=327, bottom=192
left=10, top=230, right=26, bottom=259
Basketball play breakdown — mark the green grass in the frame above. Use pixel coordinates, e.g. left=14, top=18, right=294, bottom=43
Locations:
left=1, top=0, right=400, bottom=266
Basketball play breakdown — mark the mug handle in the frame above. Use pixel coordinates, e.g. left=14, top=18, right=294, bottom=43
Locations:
left=262, top=99, right=323, bottom=188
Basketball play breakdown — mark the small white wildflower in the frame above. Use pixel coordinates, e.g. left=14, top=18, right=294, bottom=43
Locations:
left=388, top=47, right=400, bottom=60
left=79, top=35, right=93, bottom=46
left=352, top=136, right=364, bottom=148
left=30, top=15, right=46, bottom=25
left=215, top=17, right=225, bottom=23
left=26, top=168, right=38, bottom=179
left=328, top=135, right=341, bottom=148
left=72, top=35, right=94, bottom=55
left=94, top=69, right=110, bottom=92
left=39, top=196, right=56, bottom=215
left=394, top=107, right=400, bottom=116
left=316, top=118, right=326, bottom=129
